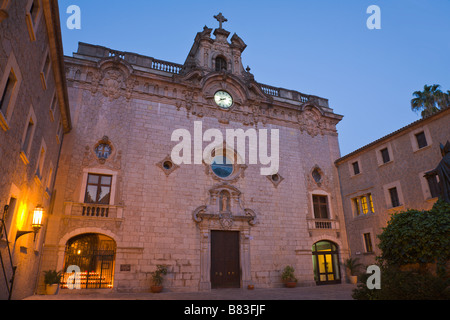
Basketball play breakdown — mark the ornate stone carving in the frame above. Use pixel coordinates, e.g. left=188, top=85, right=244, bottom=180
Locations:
left=299, top=109, right=323, bottom=137
left=192, top=183, right=257, bottom=228
left=102, top=69, right=123, bottom=100
left=306, top=165, right=330, bottom=191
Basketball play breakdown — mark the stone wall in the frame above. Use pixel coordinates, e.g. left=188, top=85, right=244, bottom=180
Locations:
left=0, top=0, right=69, bottom=299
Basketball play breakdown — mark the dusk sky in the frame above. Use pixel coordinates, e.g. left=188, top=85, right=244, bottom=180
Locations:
left=58, top=0, right=450, bottom=156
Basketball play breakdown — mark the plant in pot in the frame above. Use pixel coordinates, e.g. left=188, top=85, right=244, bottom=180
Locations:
left=150, top=264, right=168, bottom=293
left=281, top=265, right=297, bottom=288
left=343, top=257, right=362, bottom=284
left=43, top=270, right=62, bottom=295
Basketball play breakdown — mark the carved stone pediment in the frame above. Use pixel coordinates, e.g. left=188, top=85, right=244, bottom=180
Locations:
left=192, top=183, right=257, bottom=229
left=298, top=105, right=325, bottom=137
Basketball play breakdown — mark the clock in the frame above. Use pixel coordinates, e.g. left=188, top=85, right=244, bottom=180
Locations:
left=214, top=90, right=233, bottom=109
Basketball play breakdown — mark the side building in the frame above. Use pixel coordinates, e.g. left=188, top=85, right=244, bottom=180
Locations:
left=0, top=0, right=71, bottom=299
left=336, top=107, right=450, bottom=267
left=38, top=19, right=350, bottom=293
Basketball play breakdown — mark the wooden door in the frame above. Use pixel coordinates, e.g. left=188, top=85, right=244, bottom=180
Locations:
left=210, top=231, right=240, bottom=289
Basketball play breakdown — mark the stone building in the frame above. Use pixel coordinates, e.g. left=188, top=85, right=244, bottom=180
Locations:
left=38, top=15, right=350, bottom=293
left=0, top=0, right=71, bottom=299
left=335, top=107, right=450, bottom=267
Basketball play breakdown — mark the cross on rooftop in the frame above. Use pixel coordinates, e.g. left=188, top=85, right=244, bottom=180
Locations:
left=214, top=12, right=228, bottom=29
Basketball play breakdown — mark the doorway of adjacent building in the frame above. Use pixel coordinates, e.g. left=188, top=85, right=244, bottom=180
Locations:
left=312, top=240, right=341, bottom=285
left=210, top=230, right=240, bottom=289
left=61, top=233, right=116, bottom=289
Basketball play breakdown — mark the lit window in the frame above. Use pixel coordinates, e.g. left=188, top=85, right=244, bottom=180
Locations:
left=368, top=194, right=375, bottom=213
left=352, top=193, right=375, bottom=216
left=361, top=196, right=368, bottom=214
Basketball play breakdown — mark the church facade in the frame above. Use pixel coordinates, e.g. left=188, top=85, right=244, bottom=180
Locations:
left=37, top=16, right=350, bottom=293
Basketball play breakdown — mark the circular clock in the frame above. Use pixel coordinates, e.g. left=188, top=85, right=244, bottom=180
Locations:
left=214, top=90, right=233, bottom=109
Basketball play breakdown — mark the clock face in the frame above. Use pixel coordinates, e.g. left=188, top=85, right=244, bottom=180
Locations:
left=214, top=91, right=233, bottom=109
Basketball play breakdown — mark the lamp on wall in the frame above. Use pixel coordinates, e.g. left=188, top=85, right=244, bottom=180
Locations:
left=15, top=205, right=44, bottom=241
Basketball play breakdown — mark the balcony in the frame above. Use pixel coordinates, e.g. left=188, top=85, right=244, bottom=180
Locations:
left=307, top=218, right=340, bottom=231
left=63, top=202, right=124, bottom=223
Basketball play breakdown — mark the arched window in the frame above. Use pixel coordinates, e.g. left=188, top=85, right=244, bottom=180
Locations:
left=215, top=56, right=227, bottom=72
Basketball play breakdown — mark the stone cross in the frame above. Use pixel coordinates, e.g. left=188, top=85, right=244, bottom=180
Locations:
left=214, top=12, right=228, bottom=29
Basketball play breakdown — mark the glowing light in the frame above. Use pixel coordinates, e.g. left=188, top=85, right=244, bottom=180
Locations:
left=16, top=202, right=28, bottom=230
left=32, top=206, right=44, bottom=228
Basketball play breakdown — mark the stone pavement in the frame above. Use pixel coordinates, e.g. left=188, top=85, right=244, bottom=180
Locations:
left=24, top=284, right=356, bottom=300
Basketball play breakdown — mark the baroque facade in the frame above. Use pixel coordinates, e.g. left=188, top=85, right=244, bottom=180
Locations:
left=37, top=17, right=351, bottom=292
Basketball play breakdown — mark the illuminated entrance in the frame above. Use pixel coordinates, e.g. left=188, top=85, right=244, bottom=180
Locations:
left=61, top=233, right=116, bottom=289
left=312, top=241, right=341, bottom=285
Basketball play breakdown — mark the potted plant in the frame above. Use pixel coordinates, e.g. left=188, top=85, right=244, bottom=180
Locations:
left=150, top=265, right=168, bottom=293
left=281, top=265, right=297, bottom=288
left=43, top=270, right=62, bottom=295
left=343, top=257, right=362, bottom=284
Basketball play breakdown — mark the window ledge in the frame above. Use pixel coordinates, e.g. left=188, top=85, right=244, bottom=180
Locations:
left=378, top=160, right=393, bottom=168
left=413, top=144, right=432, bottom=154
left=354, top=212, right=376, bottom=219
left=34, top=174, right=42, bottom=186
left=19, top=151, right=30, bottom=165
left=387, top=205, right=404, bottom=213
left=25, top=13, right=36, bottom=42
left=40, top=72, right=47, bottom=90
left=0, top=112, right=9, bottom=131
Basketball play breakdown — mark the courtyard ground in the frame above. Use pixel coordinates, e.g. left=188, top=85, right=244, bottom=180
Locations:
left=24, top=283, right=356, bottom=300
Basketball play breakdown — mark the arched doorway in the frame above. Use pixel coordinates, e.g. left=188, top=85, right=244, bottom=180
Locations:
left=61, top=233, right=116, bottom=289
left=312, top=240, right=341, bottom=285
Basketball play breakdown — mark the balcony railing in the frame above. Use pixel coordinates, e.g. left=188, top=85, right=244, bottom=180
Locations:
left=307, top=218, right=340, bottom=230
left=64, top=202, right=123, bottom=219
left=151, top=59, right=182, bottom=74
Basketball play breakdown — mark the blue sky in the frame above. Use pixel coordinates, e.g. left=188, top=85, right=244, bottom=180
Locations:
left=58, top=0, right=450, bottom=156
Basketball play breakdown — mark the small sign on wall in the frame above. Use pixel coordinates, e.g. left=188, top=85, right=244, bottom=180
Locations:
left=120, top=264, right=131, bottom=272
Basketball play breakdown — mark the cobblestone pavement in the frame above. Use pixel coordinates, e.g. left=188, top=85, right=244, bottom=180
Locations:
left=24, top=284, right=356, bottom=300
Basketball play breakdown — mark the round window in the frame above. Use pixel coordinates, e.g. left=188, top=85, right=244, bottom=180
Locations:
left=211, top=156, right=233, bottom=178
left=163, top=161, right=173, bottom=170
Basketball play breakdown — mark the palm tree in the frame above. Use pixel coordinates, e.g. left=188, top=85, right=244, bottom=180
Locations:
left=411, top=84, right=448, bottom=118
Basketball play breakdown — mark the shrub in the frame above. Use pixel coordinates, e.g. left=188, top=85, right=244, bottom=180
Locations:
left=353, top=200, right=450, bottom=300
left=377, top=200, right=450, bottom=274
left=352, top=265, right=450, bottom=300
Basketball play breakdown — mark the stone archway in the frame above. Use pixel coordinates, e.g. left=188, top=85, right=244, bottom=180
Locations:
left=60, top=233, right=117, bottom=289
